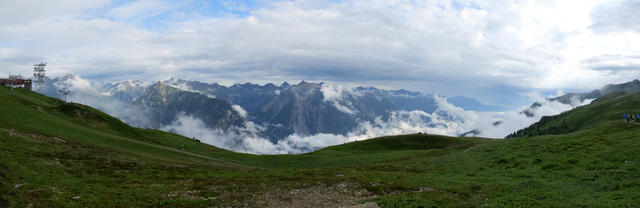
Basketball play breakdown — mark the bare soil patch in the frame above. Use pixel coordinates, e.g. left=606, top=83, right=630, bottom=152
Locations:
left=2, top=129, right=67, bottom=144
left=254, top=182, right=375, bottom=208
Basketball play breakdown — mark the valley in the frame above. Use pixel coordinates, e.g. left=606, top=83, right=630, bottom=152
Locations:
left=2, top=86, right=640, bottom=207
left=2, top=1, right=639, bottom=207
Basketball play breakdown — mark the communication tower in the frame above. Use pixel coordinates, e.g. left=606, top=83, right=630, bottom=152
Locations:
left=57, top=89, right=70, bottom=102
left=8, top=74, right=16, bottom=94
left=33, top=62, right=46, bottom=91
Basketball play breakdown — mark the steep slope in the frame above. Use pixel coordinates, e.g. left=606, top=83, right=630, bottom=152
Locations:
left=41, top=75, right=500, bottom=141
left=0, top=87, right=259, bottom=207
left=507, top=91, right=640, bottom=138
left=101, top=80, right=146, bottom=102
left=254, top=81, right=360, bottom=138
left=254, top=82, right=407, bottom=139
left=134, top=82, right=245, bottom=129
left=550, top=79, right=640, bottom=105
left=520, top=79, right=640, bottom=118
left=163, top=78, right=283, bottom=114
left=0, top=86, right=243, bottom=162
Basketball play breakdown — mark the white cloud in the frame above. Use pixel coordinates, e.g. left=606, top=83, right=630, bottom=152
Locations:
left=231, top=105, right=248, bottom=119
left=470, top=95, right=595, bottom=138
left=590, top=0, right=640, bottom=33
left=108, top=0, right=176, bottom=20
left=52, top=74, right=153, bottom=128
left=54, top=74, right=99, bottom=96
left=156, top=95, right=472, bottom=154
left=548, top=89, right=565, bottom=99
left=320, top=83, right=360, bottom=115
left=160, top=113, right=239, bottom=149
left=163, top=79, right=218, bottom=98
left=1, top=0, right=638, bottom=109
left=48, top=75, right=598, bottom=154
left=0, top=0, right=109, bottom=26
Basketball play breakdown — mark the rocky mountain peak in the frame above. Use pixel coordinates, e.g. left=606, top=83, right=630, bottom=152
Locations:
left=59, top=73, right=77, bottom=81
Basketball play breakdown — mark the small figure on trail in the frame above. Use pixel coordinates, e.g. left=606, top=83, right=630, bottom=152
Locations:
left=624, top=113, right=630, bottom=123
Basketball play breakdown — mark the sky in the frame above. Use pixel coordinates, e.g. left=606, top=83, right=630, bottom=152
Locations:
left=1, top=0, right=639, bottom=109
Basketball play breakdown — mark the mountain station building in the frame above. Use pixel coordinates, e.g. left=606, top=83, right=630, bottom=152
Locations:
left=0, top=75, right=32, bottom=90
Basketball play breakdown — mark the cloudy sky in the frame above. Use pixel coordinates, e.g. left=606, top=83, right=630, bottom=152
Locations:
left=1, top=0, right=639, bottom=108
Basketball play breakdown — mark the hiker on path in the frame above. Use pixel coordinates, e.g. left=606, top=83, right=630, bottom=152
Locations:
left=624, top=113, right=630, bottom=123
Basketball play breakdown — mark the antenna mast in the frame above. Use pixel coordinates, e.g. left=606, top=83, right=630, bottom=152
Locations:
left=33, top=62, right=46, bottom=91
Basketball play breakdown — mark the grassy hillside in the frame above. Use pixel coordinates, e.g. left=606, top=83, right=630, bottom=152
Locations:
left=507, top=91, right=640, bottom=138
left=1, top=86, right=640, bottom=207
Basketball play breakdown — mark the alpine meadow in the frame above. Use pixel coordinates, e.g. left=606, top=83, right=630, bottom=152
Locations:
left=2, top=0, right=640, bottom=207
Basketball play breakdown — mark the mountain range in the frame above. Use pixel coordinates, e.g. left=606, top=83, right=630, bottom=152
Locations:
left=38, top=74, right=640, bottom=142
left=454, top=79, right=640, bottom=137
left=520, top=79, right=640, bottom=118
left=38, top=75, right=502, bottom=141
left=4, top=81, right=640, bottom=207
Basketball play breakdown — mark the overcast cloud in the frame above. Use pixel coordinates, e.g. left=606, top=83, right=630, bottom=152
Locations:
left=1, top=0, right=639, bottom=108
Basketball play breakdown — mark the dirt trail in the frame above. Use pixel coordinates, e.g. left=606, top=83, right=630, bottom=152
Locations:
left=114, top=135, right=246, bottom=168
left=463, top=143, right=482, bottom=152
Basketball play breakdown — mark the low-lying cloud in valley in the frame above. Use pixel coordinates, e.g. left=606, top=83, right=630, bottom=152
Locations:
left=49, top=75, right=593, bottom=154
left=52, top=75, right=154, bottom=128
left=3, top=1, right=638, bottom=155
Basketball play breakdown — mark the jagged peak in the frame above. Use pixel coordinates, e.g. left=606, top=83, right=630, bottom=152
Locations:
left=163, top=76, right=187, bottom=83
left=230, top=82, right=263, bottom=89
left=229, top=82, right=284, bottom=89
left=240, top=82, right=256, bottom=87
left=292, top=80, right=322, bottom=90
left=58, top=73, right=77, bottom=80
left=386, top=88, right=423, bottom=97
left=151, top=81, right=169, bottom=87
left=104, top=80, right=144, bottom=90
left=111, top=79, right=143, bottom=85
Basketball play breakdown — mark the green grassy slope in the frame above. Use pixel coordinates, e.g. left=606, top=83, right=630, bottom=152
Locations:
left=1, top=86, right=640, bottom=207
left=507, top=91, right=640, bottom=138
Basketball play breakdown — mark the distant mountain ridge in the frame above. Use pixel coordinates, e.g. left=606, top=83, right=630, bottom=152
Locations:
left=454, top=78, right=640, bottom=138
left=37, top=74, right=501, bottom=140
left=102, top=80, right=145, bottom=102
left=159, top=78, right=503, bottom=138
left=521, top=79, right=640, bottom=118
left=504, top=79, right=640, bottom=138
left=507, top=90, right=640, bottom=138
left=133, top=82, right=245, bottom=130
